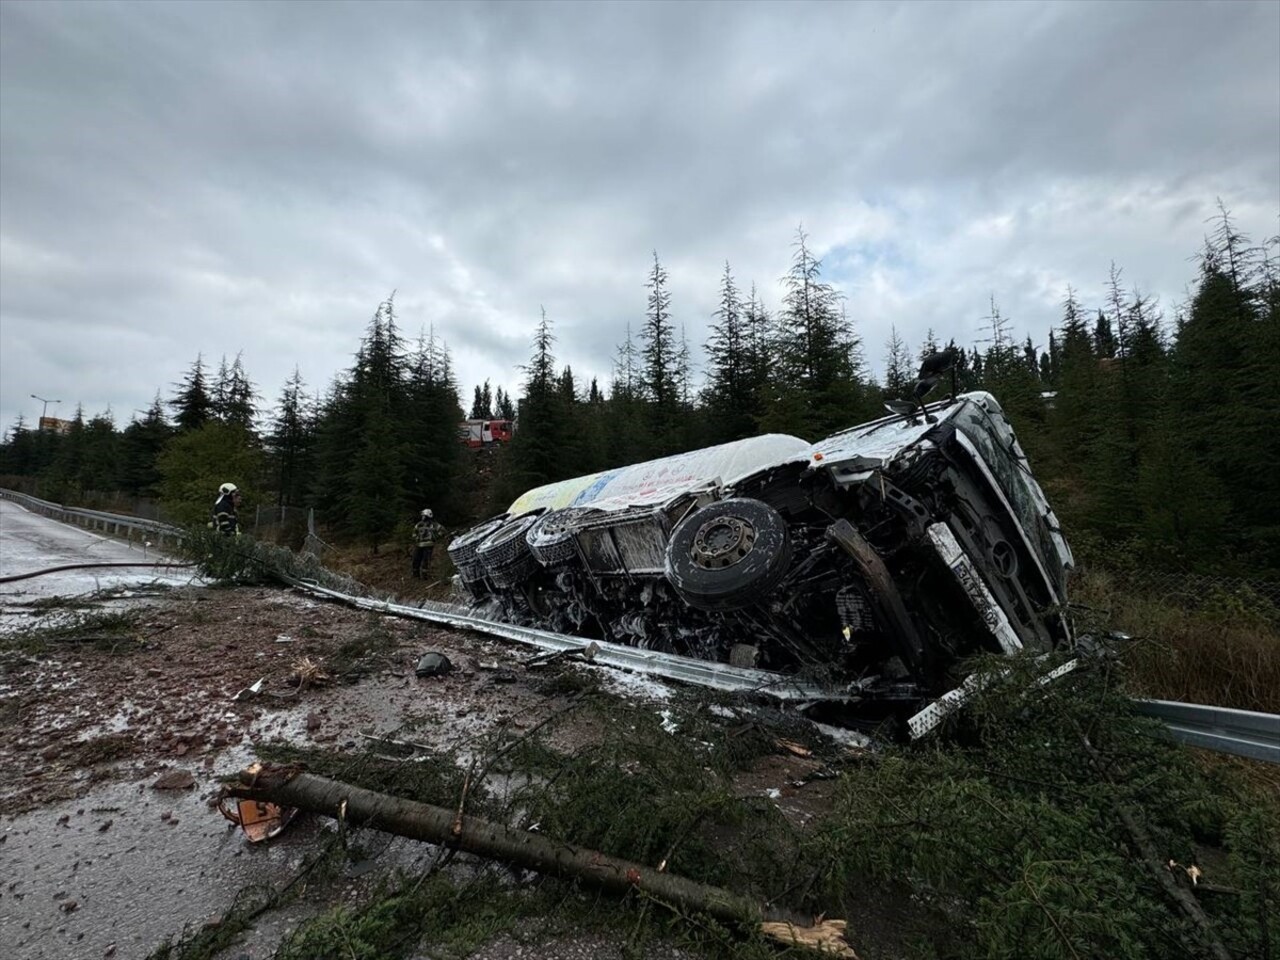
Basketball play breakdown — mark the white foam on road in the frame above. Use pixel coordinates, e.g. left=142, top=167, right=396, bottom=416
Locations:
left=0, top=500, right=198, bottom=623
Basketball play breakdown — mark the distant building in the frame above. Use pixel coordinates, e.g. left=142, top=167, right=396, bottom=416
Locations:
left=37, top=416, right=73, bottom=435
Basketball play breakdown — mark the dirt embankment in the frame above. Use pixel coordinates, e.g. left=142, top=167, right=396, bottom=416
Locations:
left=1, top=583, right=849, bottom=960
left=0, top=586, right=557, bottom=815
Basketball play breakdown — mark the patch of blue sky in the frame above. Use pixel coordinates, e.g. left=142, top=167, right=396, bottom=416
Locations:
left=824, top=237, right=917, bottom=291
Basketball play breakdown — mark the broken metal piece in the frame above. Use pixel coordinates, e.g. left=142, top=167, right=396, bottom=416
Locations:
left=230, top=678, right=265, bottom=702
left=524, top=640, right=601, bottom=670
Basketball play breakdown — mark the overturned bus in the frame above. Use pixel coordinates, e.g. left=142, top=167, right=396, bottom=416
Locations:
left=448, top=391, right=1074, bottom=728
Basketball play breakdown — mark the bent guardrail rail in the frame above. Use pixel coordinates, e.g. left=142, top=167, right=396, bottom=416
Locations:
left=1131, top=699, right=1280, bottom=765
left=280, top=575, right=848, bottom=702
left=0, top=488, right=183, bottom=547
left=281, top=579, right=1280, bottom=762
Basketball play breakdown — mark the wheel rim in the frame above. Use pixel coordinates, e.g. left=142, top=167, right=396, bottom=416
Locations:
left=690, top=515, right=756, bottom=570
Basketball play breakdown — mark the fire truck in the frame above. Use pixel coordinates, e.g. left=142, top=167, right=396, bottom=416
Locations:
left=458, top=419, right=515, bottom=448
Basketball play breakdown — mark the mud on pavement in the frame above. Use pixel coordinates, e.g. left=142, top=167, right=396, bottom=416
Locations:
left=0, top=584, right=593, bottom=959
left=1, top=584, right=842, bottom=960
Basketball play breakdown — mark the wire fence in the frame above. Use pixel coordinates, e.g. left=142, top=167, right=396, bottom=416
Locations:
left=1088, top=567, right=1280, bottom=614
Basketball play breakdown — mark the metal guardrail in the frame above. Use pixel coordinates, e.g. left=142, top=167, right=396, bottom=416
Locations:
left=285, top=579, right=1280, bottom=761
left=0, top=488, right=183, bottom=546
left=283, top=576, right=851, bottom=702
left=1131, top=699, right=1280, bottom=764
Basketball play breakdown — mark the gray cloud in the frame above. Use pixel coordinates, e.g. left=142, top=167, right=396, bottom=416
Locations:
left=2, top=0, right=1277, bottom=432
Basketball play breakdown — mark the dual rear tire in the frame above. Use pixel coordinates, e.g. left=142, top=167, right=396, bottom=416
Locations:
left=664, top=498, right=791, bottom=612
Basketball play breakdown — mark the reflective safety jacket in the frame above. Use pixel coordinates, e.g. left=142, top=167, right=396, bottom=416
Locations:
left=212, top=493, right=239, bottom=536
left=413, top=519, right=443, bottom=548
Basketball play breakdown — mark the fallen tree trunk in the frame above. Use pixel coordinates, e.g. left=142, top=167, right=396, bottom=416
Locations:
left=226, top=764, right=857, bottom=958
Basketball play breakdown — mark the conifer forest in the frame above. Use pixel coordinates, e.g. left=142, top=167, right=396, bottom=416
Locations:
left=4, top=209, right=1276, bottom=576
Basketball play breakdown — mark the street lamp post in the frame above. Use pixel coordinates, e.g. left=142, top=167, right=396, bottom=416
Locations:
left=30, top=394, right=62, bottom=422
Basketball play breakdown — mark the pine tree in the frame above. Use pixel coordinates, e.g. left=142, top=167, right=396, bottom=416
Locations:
left=1022, top=336, right=1039, bottom=379
left=882, top=325, right=913, bottom=399
left=469, top=380, right=495, bottom=420
left=607, top=324, right=647, bottom=467
left=81, top=408, right=120, bottom=493
left=222, top=354, right=257, bottom=432
left=0, top=415, right=36, bottom=477
left=639, top=251, right=681, bottom=451
left=171, top=356, right=213, bottom=432
left=509, top=309, right=572, bottom=489
left=494, top=386, right=516, bottom=421
left=46, top=405, right=87, bottom=499
left=268, top=368, right=313, bottom=515
left=1105, top=264, right=1132, bottom=363
left=1168, top=211, right=1280, bottom=566
left=340, top=394, right=404, bottom=554
left=1092, top=310, right=1117, bottom=359
left=702, top=262, right=756, bottom=440
left=774, top=226, right=865, bottom=436
left=402, top=329, right=463, bottom=523
left=1046, top=286, right=1102, bottom=521
left=212, top=355, right=231, bottom=422
left=918, top=328, right=940, bottom=363
left=120, top=394, right=172, bottom=498
left=980, top=299, right=1044, bottom=459
left=311, top=295, right=409, bottom=533
left=578, top=376, right=608, bottom=474
left=742, top=282, right=774, bottom=417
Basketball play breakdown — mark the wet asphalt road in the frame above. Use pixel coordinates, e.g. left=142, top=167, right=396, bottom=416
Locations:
left=0, top=499, right=196, bottom=625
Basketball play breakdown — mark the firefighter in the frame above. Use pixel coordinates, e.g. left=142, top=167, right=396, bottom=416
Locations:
left=211, top=482, right=241, bottom=536
left=412, top=509, right=443, bottom=579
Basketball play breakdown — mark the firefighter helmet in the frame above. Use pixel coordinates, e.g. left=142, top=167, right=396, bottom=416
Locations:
left=219, top=483, right=238, bottom=495
left=421, top=508, right=433, bottom=518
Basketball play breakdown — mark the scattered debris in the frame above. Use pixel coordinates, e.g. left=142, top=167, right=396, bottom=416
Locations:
left=152, top=770, right=196, bottom=791
left=231, top=678, right=265, bottom=702
left=289, top=656, right=329, bottom=690
left=415, top=651, right=453, bottom=678
left=357, top=732, right=433, bottom=758
left=760, top=919, right=857, bottom=958
left=775, top=738, right=812, bottom=758
left=274, top=634, right=295, bottom=643
left=524, top=642, right=600, bottom=669
left=217, top=794, right=297, bottom=843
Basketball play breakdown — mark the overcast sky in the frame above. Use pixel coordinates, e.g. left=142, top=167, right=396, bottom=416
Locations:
left=1, top=0, right=1277, bottom=432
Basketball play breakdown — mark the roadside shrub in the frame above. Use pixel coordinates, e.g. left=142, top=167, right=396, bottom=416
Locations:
left=805, top=653, right=1277, bottom=960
